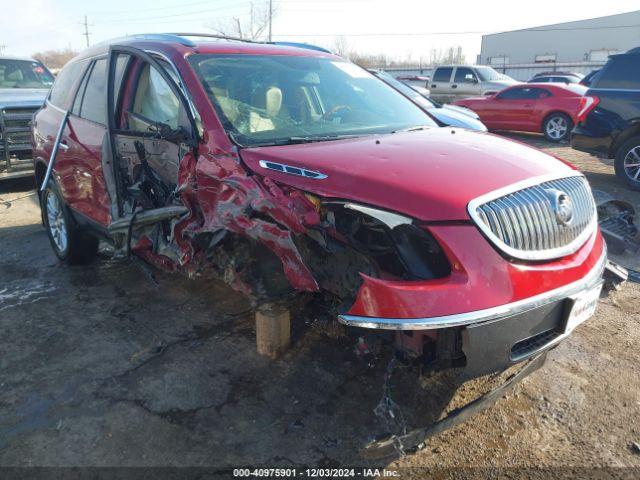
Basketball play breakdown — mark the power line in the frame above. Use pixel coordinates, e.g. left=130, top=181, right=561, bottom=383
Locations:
left=97, top=3, right=251, bottom=24
left=88, top=0, right=239, bottom=16
left=273, top=23, right=640, bottom=38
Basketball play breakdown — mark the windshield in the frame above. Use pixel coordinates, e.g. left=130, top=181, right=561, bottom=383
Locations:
left=0, top=59, right=54, bottom=89
left=189, top=54, right=436, bottom=146
left=373, top=71, right=436, bottom=110
left=475, top=66, right=509, bottom=82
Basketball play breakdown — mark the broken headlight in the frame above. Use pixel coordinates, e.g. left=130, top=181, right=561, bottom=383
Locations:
left=324, top=202, right=451, bottom=281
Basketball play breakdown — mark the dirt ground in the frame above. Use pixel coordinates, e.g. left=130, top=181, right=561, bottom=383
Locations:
left=1, top=134, right=639, bottom=477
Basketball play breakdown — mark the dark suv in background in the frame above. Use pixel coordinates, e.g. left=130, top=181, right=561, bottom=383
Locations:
left=571, top=47, right=640, bottom=191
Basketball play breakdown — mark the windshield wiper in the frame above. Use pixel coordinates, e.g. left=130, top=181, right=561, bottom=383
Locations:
left=284, top=134, right=362, bottom=144
left=391, top=125, right=431, bottom=134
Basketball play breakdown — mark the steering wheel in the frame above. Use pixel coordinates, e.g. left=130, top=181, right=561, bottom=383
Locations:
left=323, top=105, right=351, bottom=121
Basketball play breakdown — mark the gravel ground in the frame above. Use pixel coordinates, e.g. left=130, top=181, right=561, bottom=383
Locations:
left=0, top=134, right=639, bottom=477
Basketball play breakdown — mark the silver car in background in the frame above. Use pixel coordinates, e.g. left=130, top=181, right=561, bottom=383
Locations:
left=428, top=65, right=518, bottom=104
left=0, top=56, right=53, bottom=180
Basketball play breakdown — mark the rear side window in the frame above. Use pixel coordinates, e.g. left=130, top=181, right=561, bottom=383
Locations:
left=433, top=68, right=453, bottom=83
left=49, top=61, right=87, bottom=109
left=73, top=59, right=108, bottom=125
left=497, top=87, right=541, bottom=100
left=596, top=56, right=640, bottom=89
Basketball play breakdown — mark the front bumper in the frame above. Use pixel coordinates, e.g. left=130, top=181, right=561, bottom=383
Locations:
left=338, top=237, right=606, bottom=330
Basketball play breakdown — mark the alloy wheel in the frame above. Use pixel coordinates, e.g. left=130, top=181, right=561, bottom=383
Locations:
left=46, top=190, right=68, bottom=253
left=623, top=145, right=640, bottom=183
left=545, top=116, right=568, bottom=140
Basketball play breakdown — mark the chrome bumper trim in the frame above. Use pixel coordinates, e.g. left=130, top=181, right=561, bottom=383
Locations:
left=337, top=247, right=606, bottom=330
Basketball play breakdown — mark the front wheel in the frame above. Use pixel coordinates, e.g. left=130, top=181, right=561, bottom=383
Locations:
left=543, top=113, right=572, bottom=142
left=43, top=185, right=99, bottom=264
left=614, top=137, right=640, bottom=191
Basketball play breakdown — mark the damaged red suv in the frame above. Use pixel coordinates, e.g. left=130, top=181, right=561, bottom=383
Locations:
left=33, top=34, right=605, bottom=452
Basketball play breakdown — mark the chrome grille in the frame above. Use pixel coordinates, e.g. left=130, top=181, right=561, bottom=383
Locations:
left=469, top=174, right=597, bottom=260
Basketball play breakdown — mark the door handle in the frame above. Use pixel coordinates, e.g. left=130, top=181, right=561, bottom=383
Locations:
left=59, top=140, right=69, bottom=151
left=452, top=84, right=458, bottom=89
left=431, top=84, right=437, bottom=88
left=524, top=104, right=533, bottom=108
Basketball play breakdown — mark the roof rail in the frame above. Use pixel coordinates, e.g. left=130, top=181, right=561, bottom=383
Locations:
left=168, top=33, right=257, bottom=44
left=130, top=33, right=198, bottom=47
left=269, top=41, right=332, bottom=54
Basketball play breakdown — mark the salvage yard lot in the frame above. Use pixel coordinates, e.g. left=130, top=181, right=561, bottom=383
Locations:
left=1, top=135, right=639, bottom=472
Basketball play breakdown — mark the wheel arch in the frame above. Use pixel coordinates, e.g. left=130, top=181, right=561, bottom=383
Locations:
left=610, top=122, right=640, bottom=159
left=540, top=110, right=573, bottom=132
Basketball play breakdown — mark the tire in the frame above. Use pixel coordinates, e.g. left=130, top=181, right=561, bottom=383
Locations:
left=543, top=113, right=573, bottom=142
left=614, top=136, right=640, bottom=191
left=42, top=183, right=99, bottom=265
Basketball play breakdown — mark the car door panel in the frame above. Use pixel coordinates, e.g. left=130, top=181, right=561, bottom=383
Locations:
left=430, top=67, right=454, bottom=103
left=107, top=46, right=198, bottom=221
left=453, top=67, right=482, bottom=99
left=61, top=115, right=110, bottom=225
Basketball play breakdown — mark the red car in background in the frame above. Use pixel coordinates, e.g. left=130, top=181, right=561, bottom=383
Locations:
left=453, top=83, right=587, bottom=142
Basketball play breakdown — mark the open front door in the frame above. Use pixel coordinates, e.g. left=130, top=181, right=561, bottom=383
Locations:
left=104, top=45, right=199, bottom=255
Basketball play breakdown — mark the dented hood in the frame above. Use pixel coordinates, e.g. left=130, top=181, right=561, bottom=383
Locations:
left=240, top=128, right=574, bottom=221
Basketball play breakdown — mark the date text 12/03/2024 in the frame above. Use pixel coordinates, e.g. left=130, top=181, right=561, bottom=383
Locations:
left=233, top=468, right=399, bottom=477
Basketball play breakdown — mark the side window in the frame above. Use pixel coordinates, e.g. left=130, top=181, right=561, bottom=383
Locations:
left=73, top=59, right=108, bottom=124
left=534, top=88, right=552, bottom=99
left=596, top=56, right=640, bottom=89
left=432, top=68, right=453, bottom=83
left=497, top=87, right=541, bottom=100
left=112, top=54, right=132, bottom=114
left=454, top=67, right=476, bottom=83
left=129, top=63, right=181, bottom=131
left=49, top=60, right=87, bottom=109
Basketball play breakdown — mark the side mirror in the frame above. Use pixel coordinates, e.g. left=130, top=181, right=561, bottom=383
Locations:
left=465, top=74, right=477, bottom=83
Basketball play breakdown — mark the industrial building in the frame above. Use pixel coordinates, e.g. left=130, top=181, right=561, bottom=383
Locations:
left=479, top=10, right=640, bottom=79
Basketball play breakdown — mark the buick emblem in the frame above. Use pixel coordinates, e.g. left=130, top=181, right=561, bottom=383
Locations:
left=545, top=188, right=574, bottom=226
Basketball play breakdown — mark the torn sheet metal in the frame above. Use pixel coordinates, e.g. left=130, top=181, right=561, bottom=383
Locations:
left=127, top=149, right=322, bottom=297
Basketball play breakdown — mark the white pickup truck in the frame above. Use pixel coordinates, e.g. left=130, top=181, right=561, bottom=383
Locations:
left=428, top=65, right=518, bottom=104
left=0, top=56, right=53, bottom=180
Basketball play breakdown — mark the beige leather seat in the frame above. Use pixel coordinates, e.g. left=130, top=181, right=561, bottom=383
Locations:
left=249, top=86, right=282, bottom=132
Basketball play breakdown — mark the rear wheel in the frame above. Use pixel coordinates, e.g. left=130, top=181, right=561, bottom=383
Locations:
left=614, top=137, right=640, bottom=191
left=543, top=113, right=572, bottom=142
left=43, top=184, right=99, bottom=264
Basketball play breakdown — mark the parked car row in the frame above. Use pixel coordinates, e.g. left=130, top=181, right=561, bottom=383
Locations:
left=370, top=69, right=487, bottom=131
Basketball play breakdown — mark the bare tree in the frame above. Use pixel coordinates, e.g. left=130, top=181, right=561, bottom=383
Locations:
left=206, top=1, right=275, bottom=41
left=331, top=36, right=352, bottom=58
left=32, top=47, right=78, bottom=69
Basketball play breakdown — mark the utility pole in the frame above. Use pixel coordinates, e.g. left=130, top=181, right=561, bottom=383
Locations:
left=268, top=0, right=273, bottom=42
left=82, top=15, right=90, bottom=47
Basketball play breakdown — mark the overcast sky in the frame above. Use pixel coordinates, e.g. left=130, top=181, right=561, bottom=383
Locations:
left=2, top=0, right=639, bottom=62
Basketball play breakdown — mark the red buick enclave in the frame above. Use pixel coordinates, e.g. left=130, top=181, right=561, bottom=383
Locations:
left=32, top=35, right=605, bottom=454
left=453, top=83, right=587, bottom=142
